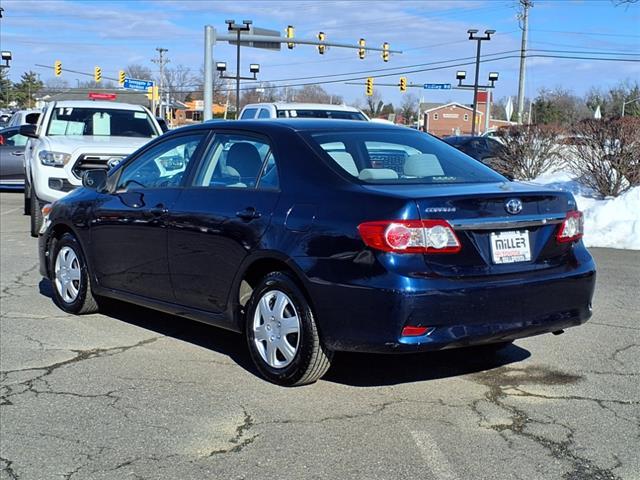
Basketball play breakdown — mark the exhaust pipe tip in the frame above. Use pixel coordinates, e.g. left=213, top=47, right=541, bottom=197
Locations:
left=552, top=330, right=565, bottom=336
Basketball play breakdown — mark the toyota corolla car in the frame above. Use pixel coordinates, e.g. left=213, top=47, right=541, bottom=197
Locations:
left=38, top=120, right=596, bottom=386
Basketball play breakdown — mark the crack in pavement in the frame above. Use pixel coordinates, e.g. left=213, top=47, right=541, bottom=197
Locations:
left=0, top=456, right=19, bottom=480
left=1, top=263, right=39, bottom=299
left=0, top=336, right=162, bottom=406
left=610, top=344, right=638, bottom=366
left=206, top=407, right=259, bottom=456
left=470, top=365, right=624, bottom=480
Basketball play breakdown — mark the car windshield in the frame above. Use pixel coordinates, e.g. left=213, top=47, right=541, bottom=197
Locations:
left=305, top=129, right=505, bottom=185
left=276, top=109, right=366, bottom=121
left=47, top=106, right=157, bottom=137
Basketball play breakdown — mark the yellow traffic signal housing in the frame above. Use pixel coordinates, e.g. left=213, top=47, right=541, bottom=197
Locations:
left=382, top=42, right=390, bottom=62
left=94, top=66, right=102, bottom=83
left=399, top=77, right=407, bottom=92
left=286, top=25, right=295, bottom=49
left=54, top=60, right=62, bottom=77
left=358, top=39, right=366, bottom=60
left=317, top=32, right=326, bottom=54
left=147, top=85, right=159, bottom=101
left=366, top=77, right=374, bottom=96
left=118, top=70, right=126, bottom=85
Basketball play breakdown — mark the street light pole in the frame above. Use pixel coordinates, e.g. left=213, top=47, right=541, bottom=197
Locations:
left=467, top=29, right=495, bottom=136
left=225, top=19, right=252, bottom=119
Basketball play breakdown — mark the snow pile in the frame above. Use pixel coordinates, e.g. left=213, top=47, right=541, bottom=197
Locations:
left=532, top=171, right=640, bottom=250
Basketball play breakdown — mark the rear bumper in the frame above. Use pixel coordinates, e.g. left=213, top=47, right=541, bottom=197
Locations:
left=303, top=247, right=596, bottom=353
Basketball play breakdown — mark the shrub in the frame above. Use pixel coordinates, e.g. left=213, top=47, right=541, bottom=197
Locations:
left=495, top=124, right=563, bottom=180
left=568, top=117, right=640, bottom=197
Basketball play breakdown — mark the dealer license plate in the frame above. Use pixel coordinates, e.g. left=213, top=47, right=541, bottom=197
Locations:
left=490, top=230, right=531, bottom=264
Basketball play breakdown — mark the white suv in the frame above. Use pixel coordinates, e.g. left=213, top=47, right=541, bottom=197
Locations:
left=239, top=102, right=369, bottom=121
left=21, top=100, right=162, bottom=236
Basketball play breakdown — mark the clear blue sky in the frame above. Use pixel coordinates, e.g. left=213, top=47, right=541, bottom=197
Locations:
left=1, top=0, right=639, bottom=106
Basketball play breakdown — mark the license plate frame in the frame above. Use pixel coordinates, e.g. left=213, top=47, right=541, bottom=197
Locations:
left=490, top=230, right=531, bottom=264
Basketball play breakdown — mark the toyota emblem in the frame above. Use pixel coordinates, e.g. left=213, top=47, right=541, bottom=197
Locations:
left=505, top=198, right=523, bottom=215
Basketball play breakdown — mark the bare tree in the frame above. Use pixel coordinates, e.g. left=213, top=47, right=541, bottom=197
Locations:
left=399, top=93, right=419, bottom=124
left=293, top=85, right=341, bottom=104
left=495, top=125, right=563, bottom=180
left=362, top=91, right=384, bottom=117
left=568, top=117, right=640, bottom=196
left=45, top=77, right=69, bottom=90
left=164, top=65, right=195, bottom=102
left=125, top=64, right=153, bottom=80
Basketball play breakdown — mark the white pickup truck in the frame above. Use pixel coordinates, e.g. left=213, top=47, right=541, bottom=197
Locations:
left=21, top=100, right=162, bottom=236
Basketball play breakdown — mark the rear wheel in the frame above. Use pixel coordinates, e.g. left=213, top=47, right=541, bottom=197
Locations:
left=50, top=233, right=100, bottom=314
left=245, top=272, right=332, bottom=386
left=30, top=194, right=43, bottom=237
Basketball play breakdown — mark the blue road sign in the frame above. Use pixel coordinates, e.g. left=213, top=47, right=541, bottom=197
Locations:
left=123, top=78, right=154, bottom=91
left=423, top=83, right=452, bottom=90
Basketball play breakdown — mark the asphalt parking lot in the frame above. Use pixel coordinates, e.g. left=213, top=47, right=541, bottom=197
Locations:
left=0, top=191, right=638, bottom=480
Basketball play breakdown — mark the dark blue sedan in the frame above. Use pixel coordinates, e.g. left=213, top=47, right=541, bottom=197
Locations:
left=38, top=120, right=596, bottom=385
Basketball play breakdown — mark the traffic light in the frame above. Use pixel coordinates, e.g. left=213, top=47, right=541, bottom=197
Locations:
left=399, top=77, right=407, bottom=92
left=118, top=70, right=126, bottom=86
left=317, top=32, right=326, bottom=54
left=286, top=25, right=294, bottom=49
left=147, top=85, right=159, bottom=101
left=54, top=60, right=62, bottom=77
left=382, top=42, right=390, bottom=62
left=365, top=77, right=373, bottom=96
left=358, top=38, right=366, bottom=60
left=94, top=66, right=102, bottom=83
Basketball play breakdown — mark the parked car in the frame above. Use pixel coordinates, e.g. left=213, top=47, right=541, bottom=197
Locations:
left=239, top=102, right=369, bottom=121
left=0, top=112, right=12, bottom=128
left=7, top=109, right=41, bottom=127
left=443, top=135, right=506, bottom=171
left=0, top=126, right=28, bottom=188
left=38, top=119, right=595, bottom=386
left=20, top=100, right=163, bottom=236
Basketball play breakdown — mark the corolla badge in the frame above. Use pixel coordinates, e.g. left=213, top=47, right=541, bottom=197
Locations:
left=505, top=198, right=523, bottom=215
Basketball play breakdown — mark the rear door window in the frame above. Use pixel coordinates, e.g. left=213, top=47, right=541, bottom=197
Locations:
left=257, top=108, right=271, bottom=119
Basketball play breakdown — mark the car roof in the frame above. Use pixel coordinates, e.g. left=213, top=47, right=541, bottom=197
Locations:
left=192, top=118, right=405, bottom=133
left=51, top=100, right=146, bottom=111
left=242, top=103, right=363, bottom=113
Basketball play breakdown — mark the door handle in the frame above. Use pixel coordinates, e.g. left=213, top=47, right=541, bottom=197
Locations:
left=148, top=204, right=168, bottom=216
left=236, top=207, right=261, bottom=220
left=11, top=151, right=24, bottom=156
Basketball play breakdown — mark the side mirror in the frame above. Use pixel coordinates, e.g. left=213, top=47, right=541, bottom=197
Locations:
left=82, top=169, right=108, bottom=192
left=19, top=124, right=38, bottom=138
left=25, top=112, right=40, bottom=125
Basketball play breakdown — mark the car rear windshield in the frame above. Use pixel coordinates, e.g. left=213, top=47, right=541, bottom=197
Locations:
left=47, top=107, right=157, bottom=137
left=276, top=109, right=366, bottom=121
left=305, top=129, right=505, bottom=185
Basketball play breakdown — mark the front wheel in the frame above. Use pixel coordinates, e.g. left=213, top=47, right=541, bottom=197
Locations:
left=30, top=194, right=43, bottom=237
left=245, top=272, right=332, bottom=386
left=50, top=233, right=100, bottom=314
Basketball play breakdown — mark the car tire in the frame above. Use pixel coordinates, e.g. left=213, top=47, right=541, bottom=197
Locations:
left=245, top=272, right=333, bottom=386
left=23, top=176, right=31, bottom=215
left=30, top=194, right=43, bottom=238
left=49, top=233, right=100, bottom=315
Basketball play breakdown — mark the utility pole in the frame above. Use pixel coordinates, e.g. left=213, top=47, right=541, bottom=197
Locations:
left=152, top=47, right=169, bottom=118
left=516, top=0, right=532, bottom=124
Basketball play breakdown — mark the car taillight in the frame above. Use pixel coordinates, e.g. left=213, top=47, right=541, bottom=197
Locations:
left=557, top=210, right=584, bottom=243
left=357, top=219, right=461, bottom=254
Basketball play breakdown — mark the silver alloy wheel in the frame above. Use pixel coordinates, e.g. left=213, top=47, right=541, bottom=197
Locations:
left=252, top=290, right=300, bottom=368
left=54, top=246, right=81, bottom=303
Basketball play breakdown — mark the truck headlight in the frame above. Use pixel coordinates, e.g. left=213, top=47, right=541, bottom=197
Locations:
left=39, top=151, right=71, bottom=167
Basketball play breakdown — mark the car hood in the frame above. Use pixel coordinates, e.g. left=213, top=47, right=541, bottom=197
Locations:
left=44, top=135, right=154, bottom=152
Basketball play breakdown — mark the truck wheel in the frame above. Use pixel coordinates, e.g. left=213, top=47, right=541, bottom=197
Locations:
left=30, top=194, right=43, bottom=238
left=245, top=272, right=333, bottom=386
left=50, top=233, right=100, bottom=314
